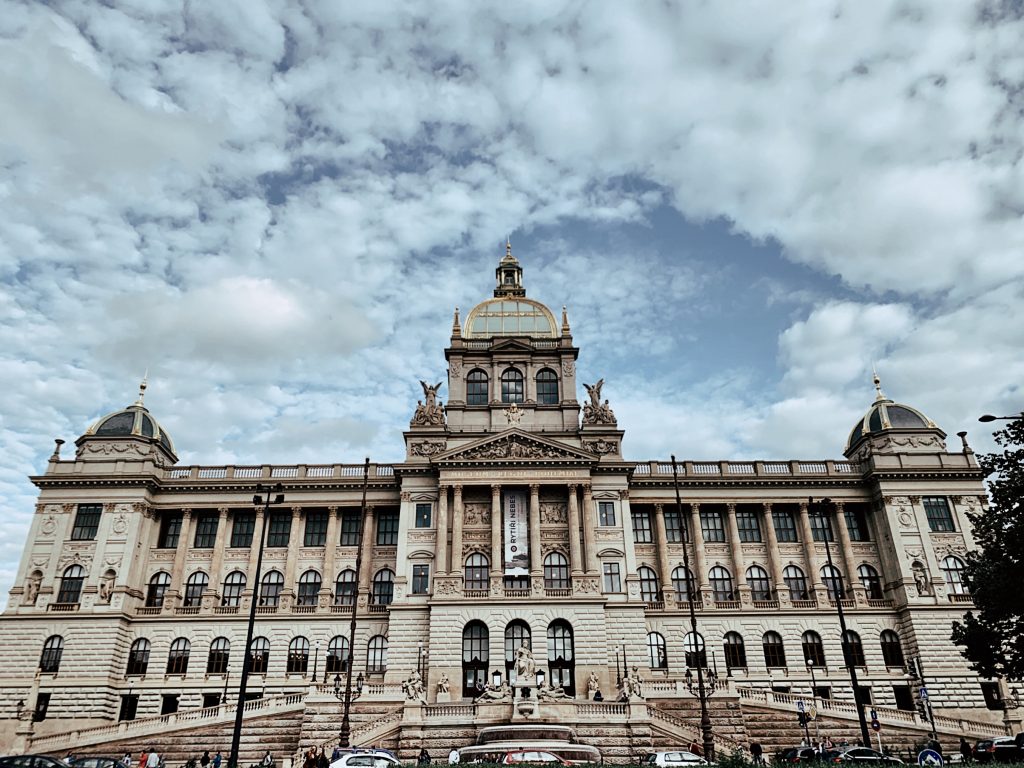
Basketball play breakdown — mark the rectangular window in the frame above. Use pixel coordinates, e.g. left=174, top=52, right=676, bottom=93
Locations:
left=924, top=497, right=956, bottom=532
left=71, top=504, right=102, bottom=541
left=700, top=510, right=725, bottom=543
left=772, top=510, right=798, bottom=542
left=161, top=694, right=179, bottom=716
left=844, top=505, right=870, bottom=541
left=158, top=514, right=183, bottom=548
left=598, top=501, right=616, bottom=527
left=811, top=513, right=835, bottom=542
left=602, top=562, right=621, bottom=593
left=303, top=511, right=328, bottom=547
left=340, top=511, right=361, bottom=546
left=665, top=508, right=686, bottom=542
left=412, top=564, right=430, bottom=594
left=266, top=512, right=291, bottom=548
left=118, top=694, right=139, bottom=722
left=415, top=503, right=432, bottom=528
left=377, top=511, right=399, bottom=545
left=231, top=513, right=255, bottom=548
left=736, top=510, right=762, bottom=542
left=193, top=514, right=218, bottom=548
left=892, top=685, right=914, bottom=712
left=631, top=509, right=653, bottom=543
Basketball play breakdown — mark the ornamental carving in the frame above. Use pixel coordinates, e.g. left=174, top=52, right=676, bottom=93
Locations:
left=450, top=360, right=462, bottom=376
left=582, top=379, right=617, bottom=425
left=562, top=360, right=575, bottom=377
left=40, top=517, right=57, bottom=536
left=898, top=512, right=914, bottom=529
left=583, top=439, right=618, bottom=456
left=541, top=503, right=567, bottom=524
left=410, top=381, right=447, bottom=427
left=455, top=434, right=575, bottom=461
left=574, top=577, right=600, bottom=594
left=400, top=492, right=412, bottom=501
left=112, top=515, right=129, bottom=535
left=464, top=503, right=491, bottom=526
left=410, top=440, right=447, bottom=457
left=434, top=577, right=461, bottom=597
left=462, top=544, right=487, bottom=559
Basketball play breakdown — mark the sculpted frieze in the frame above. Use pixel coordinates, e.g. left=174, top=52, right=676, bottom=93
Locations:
left=582, top=439, right=619, bottom=456
left=463, top=503, right=491, bottom=526
left=540, top=503, right=567, bottom=524
left=410, top=440, right=447, bottom=457
left=451, top=434, right=586, bottom=462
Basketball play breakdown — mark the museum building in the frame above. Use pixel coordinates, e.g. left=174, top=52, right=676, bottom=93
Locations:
left=0, top=246, right=1001, bottom=753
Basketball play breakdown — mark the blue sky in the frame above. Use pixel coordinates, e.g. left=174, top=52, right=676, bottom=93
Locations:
left=1, top=1, right=1022, bottom=605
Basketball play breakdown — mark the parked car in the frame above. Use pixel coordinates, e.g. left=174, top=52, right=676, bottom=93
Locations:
left=69, top=758, right=123, bottom=768
left=0, top=757, right=71, bottom=768
left=823, top=747, right=903, bottom=764
left=642, top=751, right=709, bottom=767
left=973, top=738, right=1021, bottom=763
left=775, top=748, right=821, bottom=764
left=500, top=752, right=573, bottom=765
left=328, top=752, right=400, bottom=768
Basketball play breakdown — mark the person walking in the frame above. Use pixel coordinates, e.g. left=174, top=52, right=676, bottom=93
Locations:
left=146, top=749, right=160, bottom=768
left=121, top=754, right=132, bottom=768
left=750, top=742, right=764, bottom=766
left=960, top=737, right=973, bottom=763
left=138, top=751, right=148, bottom=768
left=418, top=748, right=431, bottom=766
left=317, top=748, right=329, bottom=768
left=261, top=751, right=273, bottom=768
left=448, top=748, right=460, bottom=764
left=200, top=751, right=211, bottom=768
left=212, top=753, right=222, bottom=768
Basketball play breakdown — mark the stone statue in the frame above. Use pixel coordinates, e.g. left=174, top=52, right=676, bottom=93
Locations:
left=411, top=382, right=446, bottom=427
left=618, top=666, right=644, bottom=700
left=98, top=571, right=115, bottom=604
left=584, top=379, right=604, bottom=409
left=474, top=681, right=511, bottom=703
left=587, top=672, right=600, bottom=697
left=505, top=401, right=522, bottom=427
left=437, top=673, right=450, bottom=694
left=23, top=572, right=41, bottom=606
left=420, top=381, right=442, bottom=410
left=912, top=561, right=931, bottom=595
left=537, top=683, right=571, bottom=700
left=582, top=380, right=616, bottom=425
left=402, top=669, right=426, bottom=703
left=513, top=643, right=537, bottom=682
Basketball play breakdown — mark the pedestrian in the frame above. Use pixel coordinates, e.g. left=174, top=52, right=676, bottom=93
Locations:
left=213, top=753, right=222, bottom=768
left=261, top=752, right=273, bottom=768
left=448, top=748, right=460, bottom=765
left=688, top=741, right=702, bottom=757
left=317, top=748, right=328, bottom=768
left=592, top=690, right=603, bottom=702
left=960, top=737, right=973, bottom=764
left=139, top=751, right=148, bottom=768
left=750, top=742, right=764, bottom=766
left=200, top=752, right=211, bottom=768
left=146, top=750, right=160, bottom=768
left=418, top=748, right=431, bottom=766
left=331, top=747, right=341, bottom=762
left=303, top=750, right=314, bottom=768
left=121, top=754, right=132, bottom=768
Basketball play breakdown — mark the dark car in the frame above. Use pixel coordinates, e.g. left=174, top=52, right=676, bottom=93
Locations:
left=775, top=748, right=821, bottom=764
left=69, top=758, right=123, bottom=768
left=0, top=757, right=71, bottom=768
left=973, top=738, right=1021, bottom=763
left=823, top=747, right=903, bottom=764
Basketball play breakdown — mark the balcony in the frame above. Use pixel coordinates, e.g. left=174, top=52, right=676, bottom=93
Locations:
left=48, top=603, right=79, bottom=612
left=867, top=598, right=894, bottom=608
left=175, top=607, right=200, bottom=615
left=948, top=593, right=972, bottom=603
left=463, top=590, right=489, bottom=599
left=255, top=605, right=278, bottom=615
left=715, top=600, right=741, bottom=610
left=752, top=600, right=780, bottom=610
left=136, top=606, right=162, bottom=615
left=675, top=599, right=703, bottom=611
left=331, top=604, right=355, bottom=614
left=368, top=603, right=389, bottom=614
left=644, top=600, right=665, bottom=611
left=215, top=606, right=239, bottom=615
left=293, top=605, right=317, bottom=614
left=546, top=588, right=572, bottom=598
left=791, top=599, right=817, bottom=609
left=504, top=589, right=530, bottom=599
left=829, top=599, right=855, bottom=609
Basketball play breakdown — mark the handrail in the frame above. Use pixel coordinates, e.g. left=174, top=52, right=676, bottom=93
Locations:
left=294, top=705, right=404, bottom=764
left=646, top=703, right=748, bottom=754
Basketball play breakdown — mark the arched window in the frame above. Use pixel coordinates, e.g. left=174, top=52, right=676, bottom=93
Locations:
left=367, top=635, right=388, bottom=673
left=820, top=565, right=844, bottom=601
left=762, top=631, right=786, bottom=668
left=783, top=566, right=809, bottom=601
left=647, top=632, right=668, bottom=669
left=183, top=571, right=209, bottom=607
left=880, top=630, right=905, bottom=667
left=287, top=636, right=310, bottom=674
left=745, top=565, right=772, bottom=601
left=683, top=632, right=706, bottom=668
left=297, top=570, right=322, bottom=607
left=544, top=552, right=570, bottom=590
left=372, top=569, right=395, bottom=605
left=126, top=638, right=150, bottom=676
left=335, top=569, right=356, bottom=606
left=145, top=571, right=170, bottom=608
left=39, top=635, right=64, bottom=673
left=843, top=630, right=866, bottom=668
left=723, top=632, right=747, bottom=671
left=501, top=368, right=524, bottom=404
left=505, top=620, right=532, bottom=679
left=207, top=637, right=230, bottom=674
left=536, top=369, right=559, bottom=405
left=801, top=631, right=826, bottom=667
left=326, top=635, right=350, bottom=674
left=942, top=556, right=968, bottom=595
left=465, top=554, right=490, bottom=591
left=56, top=564, right=86, bottom=605
left=462, top=621, right=489, bottom=697
left=638, top=566, right=660, bottom=603
left=671, top=566, right=694, bottom=603
left=248, top=636, right=270, bottom=675
left=547, top=620, right=575, bottom=695
left=466, top=369, right=489, bottom=406
left=709, top=566, right=734, bottom=602
left=858, top=564, right=883, bottom=600
left=259, top=570, right=284, bottom=607
left=222, top=571, right=245, bottom=607
left=166, top=638, right=191, bottom=675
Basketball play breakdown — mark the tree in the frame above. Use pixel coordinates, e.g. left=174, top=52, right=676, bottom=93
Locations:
left=952, top=416, right=1024, bottom=679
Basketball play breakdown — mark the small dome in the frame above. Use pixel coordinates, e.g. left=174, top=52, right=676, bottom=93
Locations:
left=845, top=377, right=937, bottom=452
left=465, top=297, right=558, bottom=339
left=85, top=404, right=176, bottom=454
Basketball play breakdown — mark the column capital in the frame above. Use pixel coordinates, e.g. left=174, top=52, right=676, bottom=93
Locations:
left=618, top=489, right=629, bottom=500
left=453, top=484, right=463, bottom=496
left=568, top=483, right=578, bottom=492
left=328, top=506, right=338, bottom=515
left=581, top=484, right=592, bottom=497
left=217, top=507, right=230, bottom=518
left=762, top=502, right=773, bottom=513
left=654, top=503, right=664, bottom=514
left=400, top=491, right=412, bottom=502
left=181, top=508, right=193, bottom=519
left=491, top=483, right=502, bottom=494
left=799, top=501, right=809, bottom=514
left=833, top=500, right=845, bottom=512
left=907, top=495, right=921, bottom=504
left=529, top=483, right=540, bottom=494
left=726, top=502, right=736, bottom=514
left=690, top=502, right=700, bottom=514
left=291, top=505, right=303, bottom=517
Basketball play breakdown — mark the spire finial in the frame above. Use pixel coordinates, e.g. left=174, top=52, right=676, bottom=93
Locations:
left=561, top=305, right=571, bottom=336
left=451, top=306, right=461, bottom=338
left=872, top=364, right=885, bottom=402
left=506, top=236, right=512, bottom=258
left=135, top=370, right=149, bottom=406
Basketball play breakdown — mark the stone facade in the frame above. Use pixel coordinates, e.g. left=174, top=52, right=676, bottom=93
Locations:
left=0, top=248, right=1001, bottom=753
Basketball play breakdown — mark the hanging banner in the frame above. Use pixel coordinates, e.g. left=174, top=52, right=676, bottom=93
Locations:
left=504, top=490, right=529, bottom=575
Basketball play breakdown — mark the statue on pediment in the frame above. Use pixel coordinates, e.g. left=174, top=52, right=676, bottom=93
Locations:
left=411, top=381, right=446, bottom=427
left=582, top=379, right=616, bottom=425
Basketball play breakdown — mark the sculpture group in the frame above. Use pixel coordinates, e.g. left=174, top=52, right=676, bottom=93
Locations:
left=411, top=381, right=446, bottom=427
left=582, top=379, right=616, bottom=425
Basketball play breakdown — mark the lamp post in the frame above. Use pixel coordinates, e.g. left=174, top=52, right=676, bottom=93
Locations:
left=805, top=658, right=820, bottom=743
left=333, top=672, right=364, bottom=701
left=312, top=640, right=320, bottom=684
left=615, top=647, right=621, bottom=687
left=809, top=497, right=871, bottom=748
left=672, top=456, right=715, bottom=761
left=228, top=483, right=284, bottom=768
left=908, top=657, right=937, bottom=741
left=339, top=459, right=371, bottom=748
left=418, top=642, right=424, bottom=676
left=978, top=413, right=1024, bottom=422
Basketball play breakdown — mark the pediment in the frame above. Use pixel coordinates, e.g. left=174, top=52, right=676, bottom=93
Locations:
left=435, top=429, right=597, bottom=464
left=489, top=338, right=536, bottom=353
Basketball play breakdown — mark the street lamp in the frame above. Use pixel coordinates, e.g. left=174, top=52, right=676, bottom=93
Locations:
left=228, top=483, right=284, bottom=768
left=805, top=658, right=820, bottom=742
left=312, top=640, right=320, bottom=684
left=333, top=672, right=364, bottom=700
left=672, top=456, right=715, bottom=761
left=979, top=413, right=1023, bottom=422
left=809, top=497, right=870, bottom=748
left=339, top=459, right=371, bottom=748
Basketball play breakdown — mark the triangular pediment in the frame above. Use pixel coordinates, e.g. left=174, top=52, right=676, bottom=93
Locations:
left=435, top=428, right=597, bottom=464
left=488, top=338, right=536, bottom=353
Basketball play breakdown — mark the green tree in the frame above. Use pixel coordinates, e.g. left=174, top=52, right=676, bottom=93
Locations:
left=952, top=416, right=1024, bottom=678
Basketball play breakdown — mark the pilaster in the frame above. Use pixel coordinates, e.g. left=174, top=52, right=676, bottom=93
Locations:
left=567, top=484, right=583, bottom=576
left=529, top=484, right=542, bottom=575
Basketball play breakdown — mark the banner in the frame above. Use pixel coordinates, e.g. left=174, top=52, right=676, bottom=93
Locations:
left=504, top=490, right=529, bottom=575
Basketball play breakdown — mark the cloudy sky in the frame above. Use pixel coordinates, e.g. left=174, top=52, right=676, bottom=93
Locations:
left=1, top=1, right=1022, bottom=604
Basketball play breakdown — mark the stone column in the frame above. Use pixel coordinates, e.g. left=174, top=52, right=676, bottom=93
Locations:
left=452, top=485, right=465, bottom=579
left=167, top=508, right=193, bottom=609
left=244, top=507, right=265, bottom=607
left=689, top=503, right=710, bottom=600
left=761, top=503, right=786, bottom=605
left=358, top=505, right=376, bottom=594
left=490, top=485, right=502, bottom=583
left=833, top=501, right=861, bottom=604
left=529, top=484, right=542, bottom=575
left=321, top=506, right=339, bottom=604
left=798, top=501, right=823, bottom=600
left=435, top=487, right=449, bottom=574
left=567, top=484, right=583, bottom=576
left=582, top=484, right=599, bottom=574
left=725, top=503, right=749, bottom=604
left=652, top=503, right=673, bottom=603
left=282, top=506, right=303, bottom=608
left=206, top=507, right=230, bottom=604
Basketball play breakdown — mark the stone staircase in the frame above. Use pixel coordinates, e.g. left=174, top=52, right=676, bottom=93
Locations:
left=647, top=695, right=750, bottom=757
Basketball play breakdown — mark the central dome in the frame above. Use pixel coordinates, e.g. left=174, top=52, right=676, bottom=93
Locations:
left=465, top=297, right=558, bottom=338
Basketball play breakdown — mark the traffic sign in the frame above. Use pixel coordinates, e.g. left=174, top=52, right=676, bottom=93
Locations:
left=807, top=705, right=817, bottom=721
left=871, top=719, right=881, bottom=732
left=797, top=700, right=805, bottom=712
left=919, top=686, right=929, bottom=699
left=870, top=709, right=878, bottom=720
left=918, top=749, right=943, bottom=767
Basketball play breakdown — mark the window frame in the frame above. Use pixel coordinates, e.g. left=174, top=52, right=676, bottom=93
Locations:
left=500, top=368, right=525, bottom=404
left=192, top=514, right=218, bottom=548
left=303, top=511, right=328, bottom=547
left=57, top=564, right=86, bottom=605
left=207, top=637, right=230, bottom=675
left=145, top=571, right=170, bottom=608
left=266, top=512, right=291, bottom=548
left=326, top=635, right=350, bottom=674
left=672, top=566, right=694, bottom=603
left=543, top=552, right=570, bottom=590
left=166, top=637, right=191, bottom=675
left=802, top=631, right=826, bottom=667
left=598, top=501, right=617, bottom=527
left=843, top=630, right=866, bottom=668
left=183, top=571, right=209, bottom=607
left=602, top=562, right=622, bottom=593
left=880, top=630, right=905, bottom=667
left=762, top=631, right=787, bottom=668
left=736, top=510, right=762, bottom=542
left=222, top=571, right=246, bottom=607
left=464, top=554, right=490, bottom=591
left=700, top=510, right=726, bottom=543
left=412, top=564, right=430, bottom=594
left=335, top=569, right=357, bottom=605
left=296, top=570, right=322, bottom=607
left=631, top=508, right=653, bottom=543
left=858, top=564, right=883, bottom=600
left=924, top=497, right=956, bottom=533
left=157, top=513, right=183, bottom=549
left=466, top=369, right=489, bottom=405
left=371, top=569, right=395, bottom=605
left=230, top=512, right=255, bottom=548
left=248, top=637, right=270, bottom=675
left=376, top=511, right=399, bottom=546
left=535, top=368, right=559, bottom=405
left=772, top=510, right=799, bottom=542
left=414, top=503, right=432, bottom=528
left=723, top=632, right=747, bottom=670
left=638, top=566, right=660, bottom=603
left=340, top=510, right=361, bottom=546
left=745, top=565, right=772, bottom=601
left=287, top=636, right=310, bottom=674
left=259, top=570, right=284, bottom=607
left=783, top=566, right=809, bottom=601
left=647, top=632, right=668, bottom=669
left=126, top=638, right=151, bottom=676
left=942, top=555, right=968, bottom=595
left=709, top=566, right=734, bottom=602
left=70, top=504, right=102, bottom=541
left=367, top=635, right=388, bottom=674
left=39, top=635, right=64, bottom=673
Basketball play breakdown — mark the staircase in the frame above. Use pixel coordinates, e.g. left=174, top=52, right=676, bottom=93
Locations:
left=647, top=695, right=749, bottom=757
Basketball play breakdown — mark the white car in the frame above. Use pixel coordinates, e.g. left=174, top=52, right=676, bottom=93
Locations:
left=643, top=752, right=708, bottom=767
left=328, top=753, right=400, bottom=768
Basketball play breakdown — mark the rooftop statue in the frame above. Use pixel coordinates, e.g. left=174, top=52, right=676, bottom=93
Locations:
left=582, top=379, right=616, bottom=425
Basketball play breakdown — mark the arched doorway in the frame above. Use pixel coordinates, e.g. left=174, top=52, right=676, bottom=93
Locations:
left=546, top=620, right=575, bottom=695
left=462, top=621, right=489, bottom=698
